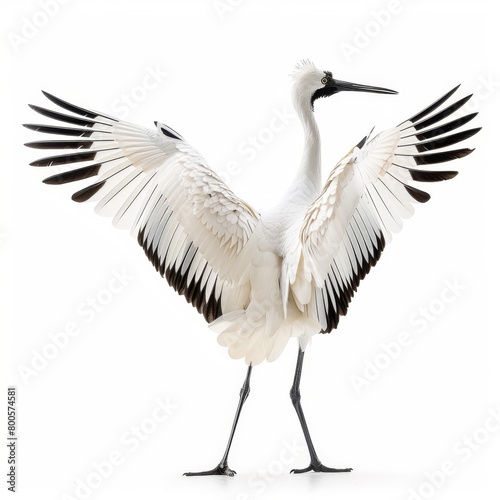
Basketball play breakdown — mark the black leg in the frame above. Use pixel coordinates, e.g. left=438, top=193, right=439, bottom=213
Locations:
left=184, top=364, right=253, bottom=476
left=289, top=345, right=352, bottom=474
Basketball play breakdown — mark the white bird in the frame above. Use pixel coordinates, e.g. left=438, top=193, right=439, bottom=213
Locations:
left=25, top=59, right=479, bottom=475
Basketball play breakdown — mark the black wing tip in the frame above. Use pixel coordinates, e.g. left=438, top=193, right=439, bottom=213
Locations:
left=42, top=176, right=60, bottom=185
left=446, top=84, right=461, bottom=99
left=414, top=113, right=479, bottom=141
left=28, top=151, right=97, bottom=167
left=40, top=90, right=66, bottom=109
left=40, top=90, right=61, bottom=107
left=409, top=169, right=458, bottom=182
left=441, top=170, right=459, bottom=180
left=34, top=90, right=114, bottom=123
left=405, top=184, right=431, bottom=203
left=456, top=147, right=475, bottom=158
left=71, top=181, right=105, bottom=202
left=43, top=164, right=102, bottom=185
left=404, top=84, right=463, bottom=126
left=412, top=148, right=475, bottom=166
left=461, top=127, right=481, bottom=139
left=465, top=112, right=479, bottom=121
left=413, top=127, right=481, bottom=153
left=23, top=123, right=48, bottom=133
left=462, top=93, right=473, bottom=104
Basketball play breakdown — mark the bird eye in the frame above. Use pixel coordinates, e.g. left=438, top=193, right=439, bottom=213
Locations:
left=321, top=77, right=328, bottom=85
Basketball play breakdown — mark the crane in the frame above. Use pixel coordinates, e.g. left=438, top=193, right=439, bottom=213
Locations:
left=25, top=59, right=479, bottom=476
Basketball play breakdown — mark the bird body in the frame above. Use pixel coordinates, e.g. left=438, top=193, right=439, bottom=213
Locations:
left=25, top=59, right=479, bottom=475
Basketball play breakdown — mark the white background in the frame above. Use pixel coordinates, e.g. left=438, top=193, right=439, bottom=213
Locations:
left=2, top=0, right=500, bottom=499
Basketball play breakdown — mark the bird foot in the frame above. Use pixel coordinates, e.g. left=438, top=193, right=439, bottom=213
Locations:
left=290, top=461, right=352, bottom=474
left=183, top=463, right=236, bottom=477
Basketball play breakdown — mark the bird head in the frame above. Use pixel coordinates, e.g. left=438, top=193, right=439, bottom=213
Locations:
left=291, top=59, right=398, bottom=111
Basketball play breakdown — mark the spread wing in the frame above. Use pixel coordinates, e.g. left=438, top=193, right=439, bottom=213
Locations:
left=25, top=92, right=261, bottom=322
left=290, top=85, right=480, bottom=332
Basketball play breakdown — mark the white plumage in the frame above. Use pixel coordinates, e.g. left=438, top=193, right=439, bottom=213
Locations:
left=25, top=59, right=479, bottom=366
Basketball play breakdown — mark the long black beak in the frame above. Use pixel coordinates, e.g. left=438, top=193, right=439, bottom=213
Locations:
left=330, top=79, right=398, bottom=95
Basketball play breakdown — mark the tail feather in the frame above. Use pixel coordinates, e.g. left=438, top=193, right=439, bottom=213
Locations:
left=212, top=295, right=320, bottom=365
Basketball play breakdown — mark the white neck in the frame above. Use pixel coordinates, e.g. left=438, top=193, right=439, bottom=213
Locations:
left=284, top=92, right=322, bottom=204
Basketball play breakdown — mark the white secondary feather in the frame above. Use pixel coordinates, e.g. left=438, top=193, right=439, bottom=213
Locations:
left=25, top=63, right=479, bottom=364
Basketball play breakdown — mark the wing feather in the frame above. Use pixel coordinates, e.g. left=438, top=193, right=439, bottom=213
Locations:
left=293, top=86, right=479, bottom=332
left=25, top=92, right=261, bottom=323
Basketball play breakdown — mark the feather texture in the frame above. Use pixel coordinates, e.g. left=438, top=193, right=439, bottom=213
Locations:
left=25, top=76, right=479, bottom=364
left=26, top=92, right=260, bottom=329
left=287, top=85, right=479, bottom=333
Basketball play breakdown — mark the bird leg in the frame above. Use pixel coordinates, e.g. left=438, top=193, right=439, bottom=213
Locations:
left=184, top=364, right=253, bottom=477
left=289, top=346, right=352, bottom=474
